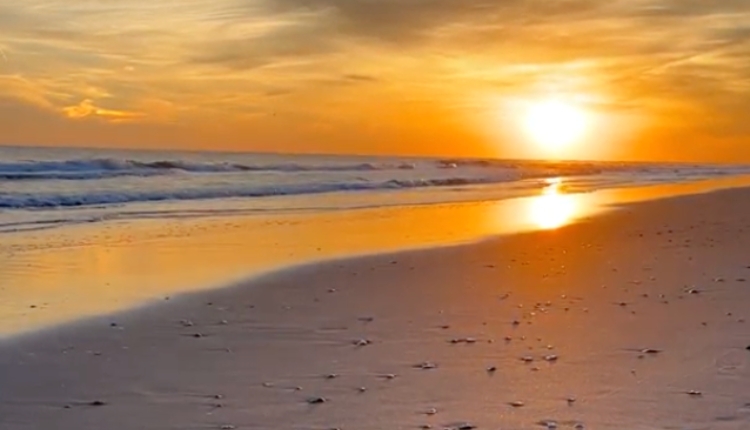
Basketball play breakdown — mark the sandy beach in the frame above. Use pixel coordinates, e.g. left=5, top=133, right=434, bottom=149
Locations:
left=1, top=186, right=749, bottom=430
left=6, top=0, right=750, bottom=427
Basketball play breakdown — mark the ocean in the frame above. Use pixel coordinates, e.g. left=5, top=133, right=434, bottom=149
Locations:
left=2, top=145, right=750, bottom=235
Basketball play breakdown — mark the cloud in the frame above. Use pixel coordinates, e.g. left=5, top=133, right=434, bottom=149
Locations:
left=63, top=99, right=144, bottom=122
left=342, top=74, right=379, bottom=82
left=1, top=0, right=750, bottom=158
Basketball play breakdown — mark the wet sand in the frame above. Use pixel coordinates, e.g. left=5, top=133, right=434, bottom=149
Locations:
left=3, top=175, right=750, bottom=337
left=2, top=187, right=750, bottom=429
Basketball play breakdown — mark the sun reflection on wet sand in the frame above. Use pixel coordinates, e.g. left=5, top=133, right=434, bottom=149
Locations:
left=527, top=178, right=583, bottom=230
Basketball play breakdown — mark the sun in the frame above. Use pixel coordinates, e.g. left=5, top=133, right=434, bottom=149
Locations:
left=522, top=98, right=589, bottom=152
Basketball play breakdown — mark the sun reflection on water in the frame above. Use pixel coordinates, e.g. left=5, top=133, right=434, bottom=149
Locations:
left=527, top=178, right=580, bottom=230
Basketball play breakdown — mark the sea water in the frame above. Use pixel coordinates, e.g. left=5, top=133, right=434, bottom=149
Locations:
left=2, top=145, right=749, bottom=235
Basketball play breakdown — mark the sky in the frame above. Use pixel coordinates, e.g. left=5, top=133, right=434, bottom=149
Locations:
left=1, top=0, right=750, bottom=161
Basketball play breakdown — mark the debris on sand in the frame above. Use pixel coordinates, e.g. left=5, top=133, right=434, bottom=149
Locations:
left=325, top=373, right=339, bottom=380
left=686, top=390, right=703, bottom=396
left=353, top=339, right=372, bottom=347
left=641, top=348, right=661, bottom=355
left=449, top=423, right=477, bottom=430
left=307, top=396, right=327, bottom=404
left=414, top=361, right=438, bottom=370
left=89, top=400, right=107, bottom=406
left=544, top=355, right=559, bottom=362
left=357, top=387, right=367, bottom=393
left=521, top=356, right=534, bottom=363
left=509, top=401, right=525, bottom=408
left=538, top=420, right=558, bottom=429
left=567, top=397, right=577, bottom=404
left=425, top=407, right=438, bottom=415
left=487, top=366, right=497, bottom=373
left=380, top=373, right=398, bottom=380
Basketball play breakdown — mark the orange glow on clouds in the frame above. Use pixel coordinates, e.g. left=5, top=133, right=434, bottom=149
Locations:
left=1, top=1, right=750, bottom=161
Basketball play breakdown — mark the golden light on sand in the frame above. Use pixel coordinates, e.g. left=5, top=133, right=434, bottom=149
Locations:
left=528, top=178, right=579, bottom=229
left=522, top=98, right=589, bottom=153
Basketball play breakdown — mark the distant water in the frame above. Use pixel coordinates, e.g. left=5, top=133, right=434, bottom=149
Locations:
left=1, top=145, right=749, bottom=234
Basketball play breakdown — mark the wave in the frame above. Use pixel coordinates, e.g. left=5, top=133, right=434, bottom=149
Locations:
left=0, top=176, right=511, bottom=209
left=0, top=158, right=416, bottom=180
left=0, top=170, right=169, bottom=181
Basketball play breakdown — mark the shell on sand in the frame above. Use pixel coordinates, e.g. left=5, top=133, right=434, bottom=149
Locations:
left=414, top=361, right=438, bottom=370
left=307, top=396, right=327, bottom=404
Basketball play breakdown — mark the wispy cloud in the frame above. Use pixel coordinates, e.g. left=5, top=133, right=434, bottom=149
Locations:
left=0, top=0, right=750, bottom=159
left=62, top=99, right=144, bottom=122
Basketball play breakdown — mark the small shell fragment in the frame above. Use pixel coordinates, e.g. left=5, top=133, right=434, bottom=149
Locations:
left=307, top=396, right=327, bottom=404
left=415, top=361, right=438, bottom=370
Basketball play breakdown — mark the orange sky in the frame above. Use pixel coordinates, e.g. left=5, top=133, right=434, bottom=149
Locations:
left=1, top=0, right=750, bottom=161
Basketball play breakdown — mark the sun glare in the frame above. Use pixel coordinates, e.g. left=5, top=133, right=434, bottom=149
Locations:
left=528, top=178, right=579, bottom=229
left=523, top=98, right=589, bottom=153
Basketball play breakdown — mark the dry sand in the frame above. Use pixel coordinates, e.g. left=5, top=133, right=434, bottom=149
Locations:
left=2, top=188, right=750, bottom=429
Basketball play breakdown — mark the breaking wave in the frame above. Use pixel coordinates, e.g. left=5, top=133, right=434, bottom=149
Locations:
left=0, top=158, right=416, bottom=180
left=0, top=176, right=508, bottom=208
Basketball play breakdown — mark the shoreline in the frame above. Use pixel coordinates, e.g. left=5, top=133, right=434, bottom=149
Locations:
left=3, top=175, right=750, bottom=339
left=2, top=182, right=750, bottom=342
